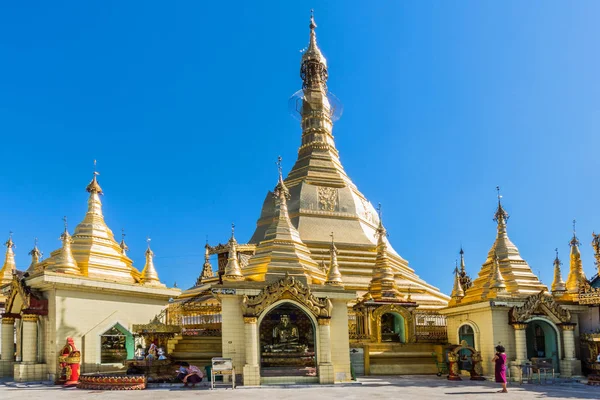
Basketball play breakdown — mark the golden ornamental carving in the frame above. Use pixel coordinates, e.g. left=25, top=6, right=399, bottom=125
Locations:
left=241, top=274, right=333, bottom=318
left=243, top=316, right=257, bottom=324
left=317, top=317, right=331, bottom=326
left=318, top=187, right=338, bottom=212
left=578, top=280, right=600, bottom=305
left=22, top=314, right=38, bottom=323
left=509, top=291, right=571, bottom=324
left=2, top=316, right=15, bottom=325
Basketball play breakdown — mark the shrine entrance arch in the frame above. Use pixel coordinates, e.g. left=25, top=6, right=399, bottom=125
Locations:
left=257, top=300, right=318, bottom=378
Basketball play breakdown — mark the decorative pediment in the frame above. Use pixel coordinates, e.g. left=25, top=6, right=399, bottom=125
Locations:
left=509, top=291, right=571, bottom=324
left=241, top=274, right=332, bottom=318
left=4, top=275, right=47, bottom=315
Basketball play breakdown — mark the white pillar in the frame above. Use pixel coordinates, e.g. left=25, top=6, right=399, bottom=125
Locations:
left=318, top=318, right=334, bottom=384
left=242, top=317, right=260, bottom=386
left=512, top=323, right=527, bottom=362
left=561, top=324, right=576, bottom=360
left=21, top=315, right=38, bottom=363
left=244, top=317, right=258, bottom=366
left=1, top=317, right=15, bottom=361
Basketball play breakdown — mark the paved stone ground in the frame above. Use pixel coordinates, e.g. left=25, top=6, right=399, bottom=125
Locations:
left=1, top=376, right=598, bottom=399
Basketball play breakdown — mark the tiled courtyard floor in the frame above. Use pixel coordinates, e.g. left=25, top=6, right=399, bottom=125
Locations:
left=1, top=375, right=598, bottom=399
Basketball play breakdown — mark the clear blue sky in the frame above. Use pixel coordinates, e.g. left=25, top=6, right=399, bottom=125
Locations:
left=1, top=1, right=599, bottom=294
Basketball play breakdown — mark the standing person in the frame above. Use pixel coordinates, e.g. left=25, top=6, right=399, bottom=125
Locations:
left=492, top=345, right=508, bottom=393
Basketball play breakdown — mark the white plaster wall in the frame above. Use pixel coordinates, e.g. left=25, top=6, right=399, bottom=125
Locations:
left=51, top=288, right=168, bottom=374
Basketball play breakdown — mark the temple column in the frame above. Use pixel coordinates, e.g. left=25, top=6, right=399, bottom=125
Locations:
left=242, top=317, right=260, bottom=386
left=21, top=315, right=38, bottom=363
left=512, top=323, right=527, bottom=362
left=559, top=323, right=580, bottom=377
left=1, top=317, right=15, bottom=361
left=318, top=317, right=334, bottom=384
left=509, top=323, right=528, bottom=381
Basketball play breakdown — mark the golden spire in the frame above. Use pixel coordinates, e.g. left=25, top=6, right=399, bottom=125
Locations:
left=223, top=224, right=244, bottom=281
left=26, top=237, right=42, bottom=273
left=140, top=237, right=164, bottom=286
left=493, top=186, right=509, bottom=234
left=244, top=157, right=324, bottom=284
left=119, top=228, right=129, bottom=255
left=458, top=247, right=472, bottom=290
left=490, top=253, right=507, bottom=292
left=566, top=219, right=586, bottom=293
left=451, top=265, right=465, bottom=300
left=0, top=232, right=16, bottom=284
left=551, top=248, right=566, bottom=294
left=301, top=9, right=328, bottom=89
left=325, top=232, right=343, bottom=286
left=51, top=217, right=80, bottom=274
left=592, top=232, right=600, bottom=276
left=368, top=204, right=403, bottom=300
left=197, top=241, right=214, bottom=285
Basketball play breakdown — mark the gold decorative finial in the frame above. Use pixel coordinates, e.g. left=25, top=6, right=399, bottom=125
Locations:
left=326, top=230, right=343, bottom=286
left=140, top=235, right=163, bottom=286
left=277, top=155, right=283, bottom=180
left=119, top=228, right=129, bottom=255
left=570, top=219, right=580, bottom=247
left=5, top=231, right=14, bottom=249
left=301, top=8, right=328, bottom=89
left=63, top=216, right=68, bottom=232
left=551, top=247, right=566, bottom=293
left=310, top=9, right=316, bottom=29
left=493, top=186, right=509, bottom=224
left=86, top=160, right=103, bottom=194
left=223, top=225, right=244, bottom=281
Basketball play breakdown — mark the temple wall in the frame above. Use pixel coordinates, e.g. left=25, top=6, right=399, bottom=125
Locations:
left=50, top=288, right=167, bottom=379
left=330, top=299, right=351, bottom=381
left=444, top=304, right=500, bottom=376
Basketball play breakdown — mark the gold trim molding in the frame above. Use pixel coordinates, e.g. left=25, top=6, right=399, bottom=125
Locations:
left=22, top=314, right=38, bottom=323
left=511, top=323, right=527, bottom=330
left=1, top=317, right=15, bottom=325
left=317, top=317, right=331, bottom=326
left=243, top=317, right=258, bottom=324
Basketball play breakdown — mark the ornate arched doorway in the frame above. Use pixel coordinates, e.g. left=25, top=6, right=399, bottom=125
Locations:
left=259, top=302, right=317, bottom=377
left=381, top=312, right=406, bottom=343
left=526, top=319, right=560, bottom=372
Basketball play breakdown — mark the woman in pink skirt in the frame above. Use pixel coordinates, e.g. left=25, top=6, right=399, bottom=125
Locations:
left=492, top=345, right=507, bottom=393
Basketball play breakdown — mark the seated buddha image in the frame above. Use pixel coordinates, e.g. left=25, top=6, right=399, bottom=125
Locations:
left=265, top=314, right=308, bottom=353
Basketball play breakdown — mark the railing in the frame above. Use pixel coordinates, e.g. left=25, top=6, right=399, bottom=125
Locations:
left=166, top=302, right=222, bottom=336
left=414, top=311, right=447, bottom=343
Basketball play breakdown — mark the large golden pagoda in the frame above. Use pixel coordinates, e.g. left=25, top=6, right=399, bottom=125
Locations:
left=246, top=15, right=448, bottom=309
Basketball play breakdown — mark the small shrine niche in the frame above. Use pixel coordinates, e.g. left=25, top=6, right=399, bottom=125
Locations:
left=100, top=324, right=133, bottom=364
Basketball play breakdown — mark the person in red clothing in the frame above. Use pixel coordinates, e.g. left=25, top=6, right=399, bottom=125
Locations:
left=492, top=345, right=508, bottom=393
